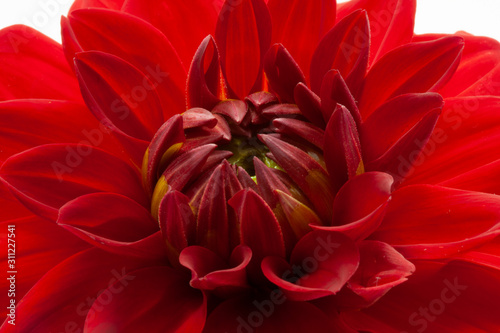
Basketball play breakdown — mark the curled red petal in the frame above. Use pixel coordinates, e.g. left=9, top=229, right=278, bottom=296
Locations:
left=180, top=245, right=252, bottom=296
left=262, top=230, right=359, bottom=301
left=337, top=240, right=415, bottom=309
left=187, top=36, right=227, bottom=110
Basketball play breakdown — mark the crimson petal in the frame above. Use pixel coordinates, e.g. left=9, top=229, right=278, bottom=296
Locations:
left=310, top=10, right=369, bottom=95
left=336, top=0, right=416, bottom=67
left=187, top=36, right=227, bottom=110
left=358, top=36, right=464, bottom=118
left=0, top=25, right=80, bottom=101
left=68, top=8, right=186, bottom=118
left=260, top=134, right=334, bottom=222
left=313, top=172, right=393, bottom=241
left=0, top=249, right=160, bottom=332
left=342, top=261, right=500, bottom=332
left=294, top=83, right=326, bottom=127
left=0, top=99, right=118, bottom=164
left=84, top=266, right=206, bottom=333
left=0, top=144, right=147, bottom=221
left=361, top=92, right=444, bottom=162
left=268, top=0, right=336, bottom=81
left=337, top=240, right=415, bottom=309
left=58, top=193, right=162, bottom=258
left=324, top=105, right=364, bottom=192
left=372, top=185, right=500, bottom=259
left=75, top=51, right=164, bottom=141
left=215, top=0, right=272, bottom=98
left=229, top=189, right=286, bottom=280
left=180, top=245, right=252, bottom=295
left=262, top=230, right=359, bottom=301
left=122, top=0, right=222, bottom=68
left=204, top=297, right=344, bottom=333
left=264, top=44, right=305, bottom=103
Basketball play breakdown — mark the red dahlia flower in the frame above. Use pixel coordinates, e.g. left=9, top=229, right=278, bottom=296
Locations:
left=1, top=0, right=500, bottom=332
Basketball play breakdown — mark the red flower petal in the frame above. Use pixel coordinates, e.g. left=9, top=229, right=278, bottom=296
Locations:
left=215, top=0, right=272, bottom=98
left=358, top=36, right=464, bottom=118
left=229, top=189, right=286, bottom=280
left=372, top=185, right=500, bottom=259
left=337, top=240, right=415, bottom=308
left=336, top=0, right=416, bottom=67
left=0, top=99, right=119, bottom=164
left=320, top=70, right=362, bottom=125
left=294, top=83, right=326, bottom=128
left=187, top=36, right=227, bottom=110
left=324, top=105, right=364, bottom=192
left=58, top=193, right=162, bottom=258
left=260, top=134, right=334, bottom=222
left=310, top=10, right=369, bottom=95
left=313, top=172, right=393, bottom=241
left=268, top=0, right=336, bottom=81
left=68, top=8, right=186, bottom=118
left=262, top=230, right=359, bottom=301
left=404, top=97, right=500, bottom=188
left=342, top=261, right=500, bottom=332
left=142, top=115, right=185, bottom=195
left=365, top=106, right=441, bottom=184
left=204, top=296, right=344, bottom=333
left=2, top=249, right=160, bottom=332
left=84, top=266, right=206, bottom=333
left=158, top=190, right=196, bottom=267
left=75, top=51, right=164, bottom=141
left=180, top=245, right=252, bottom=295
left=122, top=0, right=222, bottom=67
left=414, top=32, right=500, bottom=98
left=0, top=144, right=147, bottom=221
left=0, top=25, right=80, bottom=101
left=361, top=93, right=444, bottom=162
left=264, top=44, right=305, bottom=103
left=455, top=236, right=500, bottom=270
left=0, top=215, right=87, bottom=316
left=196, top=164, right=230, bottom=258
left=69, top=0, right=124, bottom=12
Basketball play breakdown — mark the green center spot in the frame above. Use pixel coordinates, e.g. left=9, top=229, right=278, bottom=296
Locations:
left=222, top=136, right=280, bottom=176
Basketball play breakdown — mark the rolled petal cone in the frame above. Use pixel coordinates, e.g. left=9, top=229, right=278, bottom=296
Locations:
left=1, top=1, right=500, bottom=332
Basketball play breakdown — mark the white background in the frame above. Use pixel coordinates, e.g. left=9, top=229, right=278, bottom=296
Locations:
left=0, top=0, right=499, bottom=43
